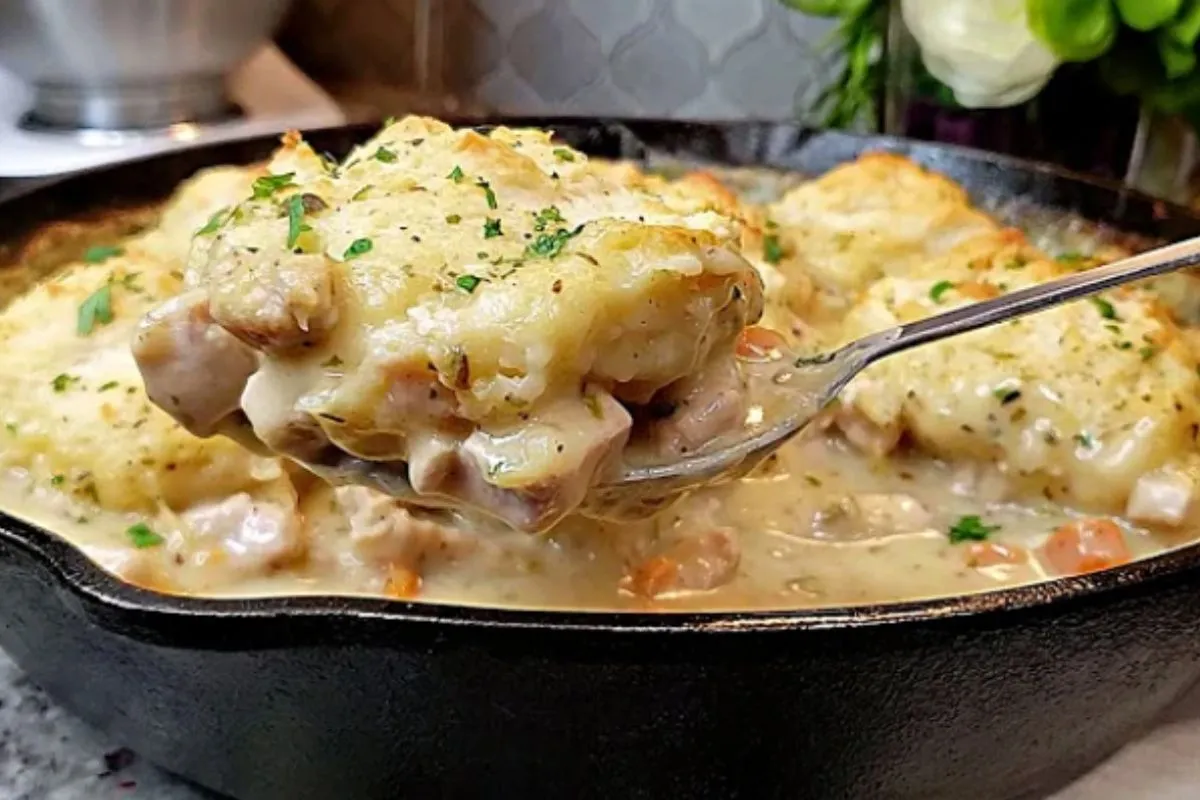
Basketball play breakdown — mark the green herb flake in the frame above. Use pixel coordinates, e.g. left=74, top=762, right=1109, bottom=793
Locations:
left=947, top=515, right=1000, bottom=544
left=50, top=474, right=65, bottom=487
left=3, top=423, right=14, bottom=435
left=251, top=172, right=296, bottom=200
left=930, top=280, right=955, bottom=302
left=373, top=146, right=398, bottom=164
left=98, top=381, right=119, bottom=392
left=1139, top=345, right=1158, bottom=361
left=126, top=522, right=164, bottom=549
left=195, top=207, right=230, bottom=237
left=1091, top=296, right=1119, bottom=320
left=51, top=373, right=78, bottom=393
left=524, top=225, right=584, bottom=259
left=82, top=245, right=123, bottom=264
left=553, top=148, right=576, bottom=163
left=1116, top=340, right=1133, bottom=350
left=1058, top=251, right=1086, bottom=264
left=456, top=274, right=483, bottom=294
left=343, top=238, right=374, bottom=260
left=533, top=206, right=565, bottom=232
left=477, top=179, right=498, bottom=209
left=77, top=284, right=114, bottom=336
left=445, top=213, right=462, bottom=225
left=447, top=165, right=465, bottom=183
left=1074, top=432, right=1096, bottom=449
left=762, top=233, right=784, bottom=265
left=483, top=218, right=503, bottom=239
left=286, top=195, right=313, bottom=249
left=993, top=386, right=1022, bottom=404
left=351, top=185, right=372, bottom=201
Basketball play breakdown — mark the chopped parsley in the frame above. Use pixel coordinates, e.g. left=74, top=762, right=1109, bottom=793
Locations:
left=1091, top=296, right=1119, bottom=320
left=553, top=148, right=576, bottom=162
left=533, top=206, right=565, bottom=232
left=77, top=284, right=114, bottom=336
left=4, top=423, right=14, bottom=435
left=343, top=238, right=373, bottom=260
left=993, top=386, right=1022, bottom=404
left=373, top=146, right=398, bottom=163
left=251, top=172, right=296, bottom=199
left=762, top=233, right=784, bottom=265
left=477, top=179, right=498, bottom=209
left=51, top=373, right=78, bottom=393
left=1074, top=432, right=1096, bottom=449
left=82, top=245, right=123, bottom=264
left=525, top=225, right=584, bottom=259
left=445, top=213, right=462, bottom=225
left=947, top=515, right=1000, bottom=543
left=285, top=195, right=312, bottom=249
left=1058, top=251, right=1086, bottom=264
left=98, top=381, right=119, bottom=392
left=50, top=475, right=65, bottom=486
left=483, top=218, right=503, bottom=238
left=195, top=207, right=229, bottom=236
left=126, top=522, right=164, bottom=549
left=930, top=280, right=954, bottom=302
left=1139, top=345, right=1157, bottom=361
left=447, top=165, right=465, bottom=183
left=456, top=274, right=482, bottom=293
left=351, top=185, right=372, bottom=201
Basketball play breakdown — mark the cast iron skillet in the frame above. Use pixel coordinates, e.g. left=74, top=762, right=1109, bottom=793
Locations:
left=2, top=120, right=1200, bottom=800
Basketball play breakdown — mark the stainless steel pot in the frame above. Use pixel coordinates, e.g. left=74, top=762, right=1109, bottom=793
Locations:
left=0, top=0, right=293, bottom=129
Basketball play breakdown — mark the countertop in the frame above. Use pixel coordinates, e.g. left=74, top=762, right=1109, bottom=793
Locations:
left=2, top=641, right=1199, bottom=800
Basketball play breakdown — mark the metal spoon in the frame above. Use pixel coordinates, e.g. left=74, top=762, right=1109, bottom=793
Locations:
left=305, top=235, right=1200, bottom=518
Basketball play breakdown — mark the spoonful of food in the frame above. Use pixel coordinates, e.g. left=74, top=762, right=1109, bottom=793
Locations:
left=319, top=234, right=1200, bottom=522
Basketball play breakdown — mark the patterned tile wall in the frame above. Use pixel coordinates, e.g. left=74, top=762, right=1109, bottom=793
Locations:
left=278, top=0, right=839, bottom=120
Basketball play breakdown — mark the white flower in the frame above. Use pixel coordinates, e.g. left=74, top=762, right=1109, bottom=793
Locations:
left=901, top=0, right=1061, bottom=108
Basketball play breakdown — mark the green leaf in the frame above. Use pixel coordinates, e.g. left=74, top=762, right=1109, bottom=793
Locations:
left=126, top=522, right=164, bottom=549
left=251, top=172, right=297, bottom=200
left=763, top=233, right=784, bottom=265
left=1028, top=0, right=1118, bottom=62
left=1091, top=296, right=1119, bottom=320
left=77, top=284, right=113, bottom=335
left=930, top=280, right=954, bottom=302
left=947, top=515, right=1000, bottom=544
left=553, top=148, right=576, bottom=162
left=483, top=218, right=503, bottom=238
left=374, top=146, right=398, bottom=163
left=447, top=165, right=465, bottom=183
left=524, top=225, right=584, bottom=259
left=1167, top=0, right=1200, bottom=46
left=1158, top=29, right=1197, bottom=78
left=477, top=179, right=498, bottom=209
left=456, top=274, right=482, bottom=293
left=343, top=238, right=373, bottom=260
left=1116, top=0, right=1183, bottom=31
left=286, top=195, right=312, bottom=249
left=82, top=245, right=123, bottom=264
left=195, top=207, right=230, bottom=237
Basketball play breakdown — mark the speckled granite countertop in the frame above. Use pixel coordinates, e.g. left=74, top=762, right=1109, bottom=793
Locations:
left=0, top=650, right=209, bottom=800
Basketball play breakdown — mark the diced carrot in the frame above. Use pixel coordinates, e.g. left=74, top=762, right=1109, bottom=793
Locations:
left=736, top=326, right=787, bottom=361
left=624, top=556, right=681, bottom=599
left=965, top=542, right=1027, bottom=568
left=957, top=281, right=1000, bottom=300
left=383, top=565, right=422, bottom=599
left=1040, top=518, right=1131, bottom=576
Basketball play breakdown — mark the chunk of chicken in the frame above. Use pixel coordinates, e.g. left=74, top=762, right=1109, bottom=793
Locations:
left=334, top=486, right=476, bottom=570
left=181, top=492, right=306, bottom=575
left=644, top=358, right=747, bottom=457
left=622, top=529, right=741, bottom=599
left=131, top=290, right=258, bottom=437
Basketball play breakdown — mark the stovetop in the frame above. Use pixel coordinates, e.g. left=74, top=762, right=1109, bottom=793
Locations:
left=0, top=45, right=350, bottom=178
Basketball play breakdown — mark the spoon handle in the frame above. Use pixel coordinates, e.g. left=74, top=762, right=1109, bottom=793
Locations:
left=863, top=234, right=1200, bottom=364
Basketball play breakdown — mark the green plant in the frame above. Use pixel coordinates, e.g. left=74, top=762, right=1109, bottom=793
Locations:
left=784, top=0, right=888, bottom=129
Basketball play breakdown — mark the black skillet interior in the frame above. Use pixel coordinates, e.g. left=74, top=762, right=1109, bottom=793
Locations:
left=4, top=120, right=1200, bottom=800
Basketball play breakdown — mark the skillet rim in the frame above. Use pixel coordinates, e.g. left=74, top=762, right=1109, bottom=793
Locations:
left=4, top=117, right=1200, bottom=636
